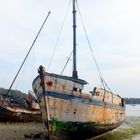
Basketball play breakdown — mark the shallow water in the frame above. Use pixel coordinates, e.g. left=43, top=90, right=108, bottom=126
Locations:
left=126, top=104, right=140, bottom=116
left=132, top=135, right=140, bottom=140
left=123, top=105, right=140, bottom=140
left=99, top=105, right=140, bottom=140
left=123, top=135, right=140, bottom=140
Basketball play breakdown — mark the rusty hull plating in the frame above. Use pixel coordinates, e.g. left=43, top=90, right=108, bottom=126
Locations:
left=32, top=66, right=125, bottom=139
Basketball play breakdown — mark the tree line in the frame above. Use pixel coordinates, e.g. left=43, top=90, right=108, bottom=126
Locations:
left=0, top=87, right=27, bottom=106
left=124, top=98, right=140, bottom=104
left=0, top=87, right=139, bottom=105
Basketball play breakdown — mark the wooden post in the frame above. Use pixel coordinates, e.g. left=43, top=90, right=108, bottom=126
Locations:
left=38, top=65, right=51, bottom=139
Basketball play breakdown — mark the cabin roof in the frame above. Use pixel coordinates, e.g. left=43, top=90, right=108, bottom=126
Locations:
left=33, top=72, right=88, bottom=85
left=45, top=72, right=88, bottom=85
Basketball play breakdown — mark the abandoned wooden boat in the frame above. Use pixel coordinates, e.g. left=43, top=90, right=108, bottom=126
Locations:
left=0, top=91, right=41, bottom=122
left=32, top=0, right=125, bottom=139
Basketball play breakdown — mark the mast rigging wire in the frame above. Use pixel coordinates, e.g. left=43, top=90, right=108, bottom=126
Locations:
left=47, top=0, right=72, bottom=71
left=1, top=11, right=51, bottom=106
left=76, top=1, right=112, bottom=92
left=60, top=50, right=73, bottom=75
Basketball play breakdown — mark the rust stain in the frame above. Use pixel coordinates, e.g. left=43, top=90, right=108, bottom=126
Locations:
left=45, top=97, right=124, bottom=124
left=33, top=75, right=125, bottom=126
left=54, top=79, right=57, bottom=90
left=62, top=85, right=65, bottom=92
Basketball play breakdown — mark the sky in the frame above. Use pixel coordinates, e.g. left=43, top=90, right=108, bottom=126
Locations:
left=0, top=0, right=140, bottom=98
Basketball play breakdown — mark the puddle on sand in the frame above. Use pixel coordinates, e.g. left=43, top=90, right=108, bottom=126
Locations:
left=132, top=135, right=140, bottom=140
left=123, top=135, right=140, bottom=140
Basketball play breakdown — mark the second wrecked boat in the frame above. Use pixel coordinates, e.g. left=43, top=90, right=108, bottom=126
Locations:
left=0, top=90, right=40, bottom=122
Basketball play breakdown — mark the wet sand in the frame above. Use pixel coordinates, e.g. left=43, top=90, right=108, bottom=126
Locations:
left=0, top=116, right=140, bottom=140
left=0, top=122, right=45, bottom=140
left=97, top=116, right=140, bottom=140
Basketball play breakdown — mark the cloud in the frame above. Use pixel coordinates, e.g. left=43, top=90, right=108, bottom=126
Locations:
left=0, top=0, right=140, bottom=97
left=102, top=64, right=140, bottom=97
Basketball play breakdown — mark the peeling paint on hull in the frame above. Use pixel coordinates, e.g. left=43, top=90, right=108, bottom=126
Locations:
left=0, top=104, right=41, bottom=122
left=33, top=70, right=125, bottom=139
left=38, top=92, right=125, bottom=139
left=40, top=92, right=125, bottom=123
left=0, top=108, right=40, bottom=122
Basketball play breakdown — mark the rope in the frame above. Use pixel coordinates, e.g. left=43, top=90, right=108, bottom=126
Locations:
left=76, top=2, right=112, bottom=92
left=47, top=0, right=72, bottom=71
left=0, top=11, right=51, bottom=107
left=60, top=50, right=73, bottom=75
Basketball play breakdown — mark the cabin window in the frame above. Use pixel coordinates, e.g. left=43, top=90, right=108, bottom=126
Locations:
left=73, top=87, right=77, bottom=91
left=79, top=89, right=82, bottom=93
left=96, top=92, right=100, bottom=96
left=92, top=92, right=100, bottom=96
left=73, top=87, right=82, bottom=93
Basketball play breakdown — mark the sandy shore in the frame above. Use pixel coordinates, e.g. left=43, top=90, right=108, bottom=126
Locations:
left=0, top=116, right=140, bottom=140
left=0, top=122, right=45, bottom=140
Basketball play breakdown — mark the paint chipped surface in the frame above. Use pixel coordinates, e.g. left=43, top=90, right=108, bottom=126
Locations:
left=32, top=72, right=125, bottom=139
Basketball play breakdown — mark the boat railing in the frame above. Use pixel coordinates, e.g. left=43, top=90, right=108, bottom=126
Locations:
left=90, top=87, right=124, bottom=107
left=38, top=74, right=125, bottom=107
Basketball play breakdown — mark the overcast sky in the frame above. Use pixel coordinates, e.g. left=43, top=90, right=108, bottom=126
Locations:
left=0, top=0, right=140, bottom=98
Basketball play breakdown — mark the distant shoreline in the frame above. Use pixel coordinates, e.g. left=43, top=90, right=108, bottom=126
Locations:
left=125, top=98, right=140, bottom=104
left=126, top=103, right=140, bottom=105
left=0, top=87, right=140, bottom=105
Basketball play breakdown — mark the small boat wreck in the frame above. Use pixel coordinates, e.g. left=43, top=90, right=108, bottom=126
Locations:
left=0, top=91, right=41, bottom=122
left=32, top=0, right=125, bottom=139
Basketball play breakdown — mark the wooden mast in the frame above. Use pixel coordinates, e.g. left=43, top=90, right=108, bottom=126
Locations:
left=72, top=0, right=78, bottom=79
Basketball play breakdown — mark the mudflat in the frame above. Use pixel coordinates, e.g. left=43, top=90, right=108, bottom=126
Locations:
left=0, top=122, right=45, bottom=140
left=0, top=116, right=140, bottom=140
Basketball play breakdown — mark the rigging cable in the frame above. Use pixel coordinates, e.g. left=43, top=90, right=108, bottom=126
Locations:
left=60, top=50, right=73, bottom=75
left=76, top=1, right=112, bottom=92
left=47, top=0, right=72, bottom=71
left=0, top=11, right=51, bottom=106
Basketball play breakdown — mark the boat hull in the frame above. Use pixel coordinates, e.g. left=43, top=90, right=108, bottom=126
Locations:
left=0, top=101, right=41, bottom=122
left=38, top=91, right=125, bottom=139
left=33, top=69, right=125, bottom=139
left=46, top=120, right=123, bottom=139
left=0, top=106, right=40, bottom=122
